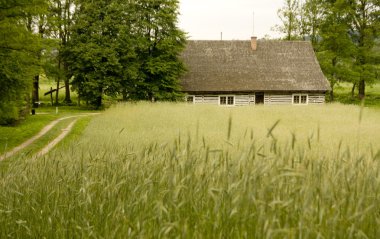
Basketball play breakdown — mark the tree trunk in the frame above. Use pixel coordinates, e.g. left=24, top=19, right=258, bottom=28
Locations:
left=63, top=63, right=71, bottom=104
left=55, top=79, right=60, bottom=106
left=95, top=87, right=103, bottom=108
left=64, top=78, right=71, bottom=104
left=358, top=79, right=365, bottom=100
left=351, top=83, right=356, bottom=98
left=25, top=93, right=31, bottom=118
left=330, top=57, right=337, bottom=102
left=56, top=59, right=62, bottom=105
left=95, top=95, right=102, bottom=109
left=32, top=75, right=39, bottom=108
left=122, top=89, right=128, bottom=101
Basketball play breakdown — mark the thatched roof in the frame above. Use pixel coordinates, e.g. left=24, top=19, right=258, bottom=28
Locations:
left=180, top=40, right=331, bottom=93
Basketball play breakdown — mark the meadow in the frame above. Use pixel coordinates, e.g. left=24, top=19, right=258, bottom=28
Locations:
left=1, top=103, right=380, bottom=238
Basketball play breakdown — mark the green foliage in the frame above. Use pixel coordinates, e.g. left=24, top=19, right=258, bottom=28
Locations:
left=348, top=0, right=380, bottom=98
left=300, top=0, right=324, bottom=45
left=66, top=0, right=186, bottom=107
left=42, top=0, right=76, bottom=105
left=0, top=0, right=46, bottom=124
left=66, top=0, right=126, bottom=108
left=276, top=0, right=380, bottom=101
left=316, top=0, right=357, bottom=100
left=275, top=0, right=301, bottom=40
left=130, top=0, right=187, bottom=101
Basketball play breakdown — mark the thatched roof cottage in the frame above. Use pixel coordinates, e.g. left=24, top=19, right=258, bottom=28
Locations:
left=181, top=37, right=331, bottom=106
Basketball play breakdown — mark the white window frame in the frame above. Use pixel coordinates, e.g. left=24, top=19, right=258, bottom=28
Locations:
left=292, top=94, right=308, bottom=105
left=186, top=95, right=195, bottom=104
left=219, top=95, right=235, bottom=106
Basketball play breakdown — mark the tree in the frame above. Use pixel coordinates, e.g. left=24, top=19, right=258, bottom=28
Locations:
left=48, top=0, right=76, bottom=104
left=66, top=0, right=125, bottom=108
left=275, top=0, right=301, bottom=40
left=23, top=4, right=49, bottom=108
left=66, top=0, right=186, bottom=107
left=0, top=0, right=46, bottom=124
left=317, top=0, right=357, bottom=101
left=276, top=0, right=380, bottom=101
left=131, top=0, right=186, bottom=101
left=348, top=0, right=380, bottom=99
left=301, top=0, right=324, bottom=46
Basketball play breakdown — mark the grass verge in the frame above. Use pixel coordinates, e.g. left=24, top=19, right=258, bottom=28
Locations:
left=334, top=82, right=380, bottom=107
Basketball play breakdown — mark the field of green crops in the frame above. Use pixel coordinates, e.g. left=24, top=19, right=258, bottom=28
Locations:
left=1, top=103, right=380, bottom=238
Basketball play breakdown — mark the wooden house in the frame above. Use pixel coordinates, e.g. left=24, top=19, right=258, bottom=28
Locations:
left=180, top=37, right=331, bottom=106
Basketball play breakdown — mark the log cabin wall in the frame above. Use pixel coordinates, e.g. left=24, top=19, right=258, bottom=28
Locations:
left=187, top=93, right=326, bottom=106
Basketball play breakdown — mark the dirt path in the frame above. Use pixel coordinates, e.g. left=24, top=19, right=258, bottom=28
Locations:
left=0, top=113, right=99, bottom=161
left=35, top=119, right=78, bottom=158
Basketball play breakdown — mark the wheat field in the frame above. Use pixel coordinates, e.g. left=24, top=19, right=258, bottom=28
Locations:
left=1, top=103, right=380, bottom=238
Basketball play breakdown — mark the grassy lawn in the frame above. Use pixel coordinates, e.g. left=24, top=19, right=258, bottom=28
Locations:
left=334, top=82, right=380, bottom=107
left=0, top=113, right=59, bottom=154
left=1, top=102, right=380, bottom=238
left=37, top=76, right=79, bottom=105
left=0, top=106, right=98, bottom=156
left=37, top=75, right=116, bottom=107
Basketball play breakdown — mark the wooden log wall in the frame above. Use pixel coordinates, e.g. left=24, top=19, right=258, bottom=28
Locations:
left=235, top=95, right=255, bottom=106
left=308, top=94, right=325, bottom=104
left=190, top=93, right=326, bottom=105
left=264, top=94, right=293, bottom=105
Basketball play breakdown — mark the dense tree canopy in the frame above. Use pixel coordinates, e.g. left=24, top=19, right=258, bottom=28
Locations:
left=0, top=0, right=46, bottom=124
left=131, top=0, right=186, bottom=101
left=66, top=0, right=186, bottom=107
left=65, top=0, right=125, bottom=107
left=0, top=0, right=186, bottom=121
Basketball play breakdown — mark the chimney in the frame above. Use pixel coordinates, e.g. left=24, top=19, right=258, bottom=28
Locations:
left=251, top=36, right=257, bottom=51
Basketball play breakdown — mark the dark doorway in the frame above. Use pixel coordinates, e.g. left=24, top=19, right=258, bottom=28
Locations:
left=255, top=92, right=264, bottom=104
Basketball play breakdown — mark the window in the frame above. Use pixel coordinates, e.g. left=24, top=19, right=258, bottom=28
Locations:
left=220, top=96, right=227, bottom=105
left=187, top=96, right=194, bottom=103
left=293, top=95, right=300, bottom=104
left=228, top=96, right=234, bottom=105
left=220, top=96, right=234, bottom=106
left=293, top=94, right=308, bottom=105
left=301, top=95, right=307, bottom=104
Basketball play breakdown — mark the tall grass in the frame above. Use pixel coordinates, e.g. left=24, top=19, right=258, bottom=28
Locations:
left=1, top=103, right=380, bottom=238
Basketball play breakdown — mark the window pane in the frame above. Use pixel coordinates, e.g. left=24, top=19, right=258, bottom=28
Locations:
left=220, top=96, right=226, bottom=105
left=228, top=96, right=234, bottom=105
left=293, top=95, right=300, bottom=104
left=301, top=95, right=307, bottom=104
left=187, top=96, right=194, bottom=103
